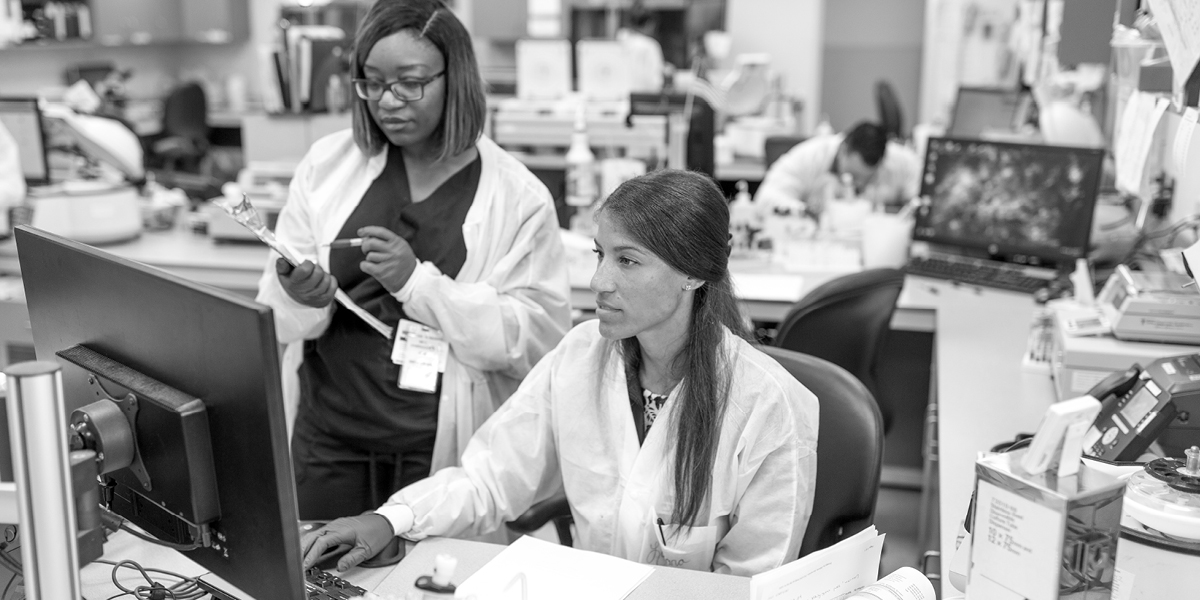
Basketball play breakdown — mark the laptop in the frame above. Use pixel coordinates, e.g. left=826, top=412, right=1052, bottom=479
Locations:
left=947, top=86, right=1030, bottom=139
left=0, top=97, right=49, bottom=186
left=906, top=137, right=1106, bottom=294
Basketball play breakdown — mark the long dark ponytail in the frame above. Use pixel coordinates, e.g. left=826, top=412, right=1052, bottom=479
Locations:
left=597, top=170, right=746, bottom=527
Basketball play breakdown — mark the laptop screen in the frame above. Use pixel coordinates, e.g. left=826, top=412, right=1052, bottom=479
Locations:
left=947, top=87, right=1027, bottom=139
left=0, top=98, right=49, bottom=185
left=914, top=137, right=1105, bottom=267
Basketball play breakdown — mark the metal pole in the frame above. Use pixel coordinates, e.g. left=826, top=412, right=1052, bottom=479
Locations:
left=5, top=361, right=81, bottom=600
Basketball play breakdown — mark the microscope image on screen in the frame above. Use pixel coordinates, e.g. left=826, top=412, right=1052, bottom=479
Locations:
left=917, top=139, right=1103, bottom=260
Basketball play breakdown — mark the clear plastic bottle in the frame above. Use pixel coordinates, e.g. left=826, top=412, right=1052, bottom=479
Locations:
left=565, top=106, right=599, bottom=235
left=729, top=180, right=757, bottom=251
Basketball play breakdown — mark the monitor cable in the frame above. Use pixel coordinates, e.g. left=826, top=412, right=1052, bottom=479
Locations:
left=100, top=509, right=201, bottom=553
left=93, top=559, right=206, bottom=600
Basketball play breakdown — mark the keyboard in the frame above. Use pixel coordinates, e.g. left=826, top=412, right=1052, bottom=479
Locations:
left=906, top=255, right=1053, bottom=294
left=305, top=567, right=368, bottom=599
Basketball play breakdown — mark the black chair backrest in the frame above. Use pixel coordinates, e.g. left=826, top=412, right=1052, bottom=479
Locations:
left=759, top=346, right=883, bottom=558
left=764, top=135, right=807, bottom=170
left=772, top=268, right=905, bottom=431
left=875, top=80, right=904, bottom=141
left=162, top=82, right=209, bottom=142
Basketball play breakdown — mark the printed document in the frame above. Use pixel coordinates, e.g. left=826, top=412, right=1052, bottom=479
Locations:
left=749, top=526, right=885, bottom=600
left=454, top=536, right=653, bottom=600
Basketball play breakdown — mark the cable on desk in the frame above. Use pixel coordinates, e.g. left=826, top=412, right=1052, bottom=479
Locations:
left=93, top=559, right=206, bottom=600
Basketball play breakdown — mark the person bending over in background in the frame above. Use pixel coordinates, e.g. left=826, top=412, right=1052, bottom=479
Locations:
left=755, top=121, right=920, bottom=218
left=301, top=169, right=819, bottom=576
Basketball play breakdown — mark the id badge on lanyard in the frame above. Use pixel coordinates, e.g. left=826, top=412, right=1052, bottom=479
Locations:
left=390, top=319, right=449, bottom=393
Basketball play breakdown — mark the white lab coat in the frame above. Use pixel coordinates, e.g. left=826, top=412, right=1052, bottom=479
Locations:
left=384, top=321, right=819, bottom=576
left=755, top=133, right=921, bottom=216
left=255, top=131, right=572, bottom=472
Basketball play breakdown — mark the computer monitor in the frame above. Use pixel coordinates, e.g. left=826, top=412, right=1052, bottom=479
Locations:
left=0, top=98, right=49, bottom=185
left=914, top=137, right=1105, bottom=267
left=16, top=226, right=306, bottom=600
left=947, top=87, right=1028, bottom=139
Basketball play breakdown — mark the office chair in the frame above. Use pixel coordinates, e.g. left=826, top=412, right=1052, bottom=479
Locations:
left=152, top=81, right=210, bottom=173
left=772, top=268, right=905, bottom=433
left=758, top=346, right=883, bottom=558
left=875, top=80, right=904, bottom=141
left=764, top=135, right=807, bottom=170
left=509, top=347, right=885, bottom=561
left=507, top=492, right=573, bottom=546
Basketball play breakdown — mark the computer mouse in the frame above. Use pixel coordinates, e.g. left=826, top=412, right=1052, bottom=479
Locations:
left=359, top=536, right=406, bottom=568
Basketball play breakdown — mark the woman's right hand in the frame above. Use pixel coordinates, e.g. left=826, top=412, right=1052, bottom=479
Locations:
left=300, top=513, right=395, bottom=571
left=276, top=257, right=338, bottom=308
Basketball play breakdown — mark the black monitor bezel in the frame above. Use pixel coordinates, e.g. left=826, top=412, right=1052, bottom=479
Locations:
left=0, top=97, right=50, bottom=186
left=16, top=226, right=306, bottom=600
left=914, top=136, right=1106, bottom=267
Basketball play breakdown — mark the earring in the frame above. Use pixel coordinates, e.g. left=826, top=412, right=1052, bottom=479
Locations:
left=683, top=283, right=693, bottom=291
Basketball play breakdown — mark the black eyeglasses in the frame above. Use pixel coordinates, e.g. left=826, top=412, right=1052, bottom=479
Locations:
left=352, top=72, right=445, bottom=102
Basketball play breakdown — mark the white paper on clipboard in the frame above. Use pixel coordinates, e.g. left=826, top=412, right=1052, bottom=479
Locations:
left=270, top=237, right=394, bottom=340
left=218, top=197, right=394, bottom=339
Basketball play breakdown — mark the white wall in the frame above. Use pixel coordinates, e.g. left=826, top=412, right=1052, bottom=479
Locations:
left=821, top=0, right=924, bottom=132
left=726, top=0, right=824, bottom=135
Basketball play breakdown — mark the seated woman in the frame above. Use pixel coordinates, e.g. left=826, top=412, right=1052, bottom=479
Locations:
left=301, top=169, right=819, bottom=576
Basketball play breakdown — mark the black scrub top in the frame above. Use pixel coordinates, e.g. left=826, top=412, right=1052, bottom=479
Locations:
left=299, top=146, right=481, bottom=453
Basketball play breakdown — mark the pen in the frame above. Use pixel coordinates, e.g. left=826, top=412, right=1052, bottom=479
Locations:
left=656, top=517, right=667, bottom=546
left=324, top=237, right=365, bottom=249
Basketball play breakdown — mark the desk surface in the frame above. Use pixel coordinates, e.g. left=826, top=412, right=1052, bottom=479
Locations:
left=81, top=533, right=748, bottom=600
left=903, top=278, right=1056, bottom=595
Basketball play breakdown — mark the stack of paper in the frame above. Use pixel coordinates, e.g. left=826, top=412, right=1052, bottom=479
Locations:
left=749, top=526, right=885, bottom=600
left=454, top=536, right=653, bottom=600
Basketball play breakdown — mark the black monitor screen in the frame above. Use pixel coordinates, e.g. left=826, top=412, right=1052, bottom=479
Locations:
left=16, top=227, right=305, bottom=600
left=0, top=98, right=48, bottom=185
left=947, top=87, right=1026, bottom=139
left=914, top=137, right=1105, bottom=265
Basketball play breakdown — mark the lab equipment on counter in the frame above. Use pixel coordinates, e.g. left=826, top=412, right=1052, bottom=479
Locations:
left=1097, top=264, right=1200, bottom=345
left=1048, top=302, right=1200, bottom=402
left=28, top=180, right=141, bottom=244
left=729, top=180, right=759, bottom=251
left=1114, top=448, right=1200, bottom=600
left=966, top=449, right=1125, bottom=600
left=20, top=103, right=146, bottom=244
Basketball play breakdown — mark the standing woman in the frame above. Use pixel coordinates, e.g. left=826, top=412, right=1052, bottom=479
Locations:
left=302, top=170, right=818, bottom=575
left=256, top=0, right=571, bottom=521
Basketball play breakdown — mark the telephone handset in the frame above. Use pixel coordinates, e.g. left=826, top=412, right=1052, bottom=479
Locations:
left=1082, top=363, right=1178, bottom=462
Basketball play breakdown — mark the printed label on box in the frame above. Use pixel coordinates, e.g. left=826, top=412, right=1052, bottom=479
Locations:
left=968, top=480, right=1065, bottom=600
